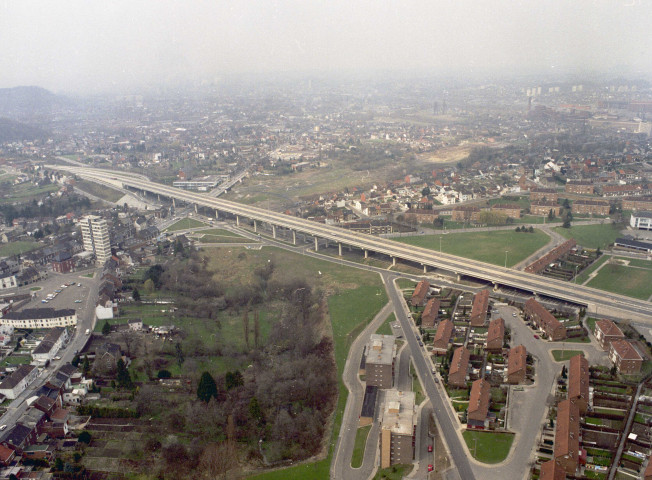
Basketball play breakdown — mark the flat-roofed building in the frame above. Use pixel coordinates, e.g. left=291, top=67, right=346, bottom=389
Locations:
left=554, top=399, right=580, bottom=476
left=80, top=215, right=111, bottom=265
left=432, top=319, right=454, bottom=354
left=470, top=289, right=490, bottom=327
left=421, top=298, right=440, bottom=328
left=467, top=378, right=491, bottom=429
left=524, top=298, right=566, bottom=341
left=568, top=354, right=589, bottom=414
left=448, top=346, right=470, bottom=387
left=507, top=345, right=527, bottom=384
left=609, top=339, right=643, bottom=374
left=594, top=319, right=625, bottom=350
left=411, top=280, right=429, bottom=307
left=630, top=211, right=652, bottom=231
left=485, top=318, right=505, bottom=352
left=379, top=390, right=416, bottom=468
left=364, top=334, right=397, bottom=389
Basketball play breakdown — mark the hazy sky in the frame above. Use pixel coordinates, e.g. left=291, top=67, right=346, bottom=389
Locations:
left=1, top=0, right=651, bottom=94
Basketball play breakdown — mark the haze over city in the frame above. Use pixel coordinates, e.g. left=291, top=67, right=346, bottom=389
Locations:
left=1, top=0, right=652, bottom=94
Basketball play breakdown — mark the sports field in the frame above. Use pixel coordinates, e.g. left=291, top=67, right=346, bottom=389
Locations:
left=586, top=263, right=652, bottom=300
left=553, top=223, right=622, bottom=250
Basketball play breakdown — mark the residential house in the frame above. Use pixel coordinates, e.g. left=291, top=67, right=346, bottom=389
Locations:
left=51, top=251, right=74, bottom=274
left=421, top=298, right=440, bottom=328
left=432, top=320, right=454, bottom=354
left=571, top=199, right=610, bottom=216
left=531, top=201, right=562, bottom=216
left=568, top=354, right=589, bottom=414
left=1, top=308, right=77, bottom=329
left=467, top=378, right=491, bottom=429
left=507, top=345, right=527, bottom=384
left=448, top=347, right=470, bottom=387
left=31, top=327, right=68, bottom=364
left=93, top=343, right=123, bottom=376
left=524, top=298, right=566, bottom=341
left=451, top=205, right=480, bottom=222
left=530, top=188, right=558, bottom=202
left=470, top=289, right=490, bottom=327
left=490, top=204, right=522, bottom=219
left=411, top=280, right=430, bottom=307
left=485, top=318, right=505, bottom=352
left=609, top=339, right=643, bottom=374
left=128, top=318, right=143, bottom=331
left=379, top=390, right=416, bottom=468
left=594, top=319, right=625, bottom=350
left=554, top=399, right=580, bottom=476
left=565, top=180, right=594, bottom=195
left=540, top=459, right=567, bottom=480
left=0, top=444, right=15, bottom=466
left=0, top=365, right=38, bottom=399
left=0, top=423, right=35, bottom=454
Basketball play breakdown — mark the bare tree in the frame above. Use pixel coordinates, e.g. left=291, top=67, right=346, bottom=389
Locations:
left=254, top=311, right=260, bottom=350
left=120, top=330, right=139, bottom=358
left=199, top=441, right=237, bottom=480
left=243, top=309, right=250, bottom=350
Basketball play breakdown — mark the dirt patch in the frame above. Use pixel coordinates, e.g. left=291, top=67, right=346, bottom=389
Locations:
left=416, top=145, right=475, bottom=165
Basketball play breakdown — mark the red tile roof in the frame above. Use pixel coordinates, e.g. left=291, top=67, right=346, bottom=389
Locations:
left=486, top=318, right=505, bottom=346
left=610, top=339, right=643, bottom=361
left=540, top=459, right=566, bottom=480
left=554, top=399, right=580, bottom=471
left=470, top=289, right=489, bottom=326
left=467, top=378, right=491, bottom=422
left=507, top=345, right=527, bottom=376
left=568, top=354, right=589, bottom=407
left=595, top=319, right=624, bottom=337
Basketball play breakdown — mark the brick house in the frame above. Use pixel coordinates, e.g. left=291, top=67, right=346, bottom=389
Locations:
left=565, top=180, right=595, bottom=195
left=467, top=378, right=491, bottom=429
left=594, top=319, right=625, bottom=350
left=411, top=280, right=430, bottom=307
left=571, top=199, right=610, bottom=216
left=432, top=319, right=454, bottom=354
left=470, top=289, right=490, bottom=327
left=490, top=204, right=522, bottom=219
left=568, top=354, right=589, bottom=414
left=609, top=339, right=643, bottom=374
left=485, top=318, right=505, bottom=352
left=530, top=188, right=558, bottom=202
left=524, top=298, right=566, bottom=341
left=554, top=399, right=580, bottom=476
left=51, top=251, right=75, bottom=273
left=448, top=347, right=470, bottom=387
left=531, top=201, right=562, bottom=216
left=540, top=459, right=566, bottom=480
left=451, top=206, right=480, bottom=222
left=507, top=345, right=527, bottom=384
left=421, top=298, right=440, bottom=328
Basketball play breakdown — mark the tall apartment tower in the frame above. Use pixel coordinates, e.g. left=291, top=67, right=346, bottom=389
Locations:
left=80, top=215, right=111, bottom=265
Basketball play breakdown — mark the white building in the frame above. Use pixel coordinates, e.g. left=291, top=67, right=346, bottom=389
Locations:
left=630, top=211, right=652, bottom=231
left=80, top=215, right=112, bottom=265
left=0, top=364, right=38, bottom=399
left=0, top=273, right=17, bottom=290
left=31, top=327, right=69, bottom=364
left=1, top=308, right=77, bottom=329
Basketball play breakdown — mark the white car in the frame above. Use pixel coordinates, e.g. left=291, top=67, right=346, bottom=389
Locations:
left=0, top=425, right=6, bottom=431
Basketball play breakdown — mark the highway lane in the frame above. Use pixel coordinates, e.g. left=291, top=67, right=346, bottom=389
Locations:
left=48, top=166, right=652, bottom=321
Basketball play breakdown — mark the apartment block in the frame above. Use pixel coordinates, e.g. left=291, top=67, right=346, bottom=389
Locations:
left=594, top=319, right=625, bottom=350
left=571, top=199, right=609, bottom=216
left=380, top=390, right=416, bottom=468
left=609, top=339, right=643, bottom=374
left=565, top=180, right=594, bottom=195
left=364, top=334, right=397, bottom=389
left=80, top=215, right=112, bottom=265
left=530, top=188, right=558, bottom=202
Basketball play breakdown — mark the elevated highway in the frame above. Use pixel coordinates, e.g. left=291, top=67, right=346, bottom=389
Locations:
left=52, top=166, right=652, bottom=322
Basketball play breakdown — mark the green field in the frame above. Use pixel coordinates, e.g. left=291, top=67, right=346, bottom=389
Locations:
left=198, top=234, right=255, bottom=244
left=351, top=425, right=371, bottom=468
left=376, top=313, right=397, bottom=336
left=462, top=431, right=514, bottom=463
left=372, top=464, right=414, bottom=480
left=165, top=218, right=207, bottom=232
left=198, top=228, right=242, bottom=237
left=586, top=263, right=652, bottom=300
left=615, top=257, right=652, bottom=269
left=576, top=255, right=610, bottom=284
left=553, top=223, right=623, bottom=249
left=551, top=350, right=585, bottom=362
left=75, top=179, right=125, bottom=202
left=0, top=240, right=40, bottom=257
left=0, top=182, right=60, bottom=205
left=411, top=361, right=425, bottom=405
left=395, top=230, right=549, bottom=267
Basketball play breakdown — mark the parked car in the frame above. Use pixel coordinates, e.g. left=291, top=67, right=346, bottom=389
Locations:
left=533, top=334, right=539, bottom=339
left=428, top=445, right=433, bottom=452
left=428, top=465, right=433, bottom=472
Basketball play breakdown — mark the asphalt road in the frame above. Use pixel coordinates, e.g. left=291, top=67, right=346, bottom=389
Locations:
left=0, top=268, right=100, bottom=429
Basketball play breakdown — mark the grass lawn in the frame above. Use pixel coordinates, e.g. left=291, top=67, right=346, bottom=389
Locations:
left=376, top=313, right=397, bottom=336
left=462, top=430, right=514, bottom=464
left=576, top=255, right=610, bottom=284
left=372, top=464, right=414, bottom=480
left=395, top=230, right=550, bottom=267
left=616, top=257, right=652, bottom=269
left=198, top=234, right=255, bottom=244
left=586, top=263, right=652, bottom=300
left=1, top=355, right=31, bottom=366
left=551, top=350, right=585, bottom=362
left=0, top=240, right=40, bottom=257
left=75, top=179, right=124, bottom=202
left=82, top=272, right=95, bottom=278
left=411, top=361, right=425, bottom=405
left=0, top=182, right=60, bottom=205
left=586, top=317, right=597, bottom=333
left=197, top=228, right=242, bottom=237
left=395, top=278, right=416, bottom=290
left=553, top=223, right=623, bottom=249
left=350, top=425, right=371, bottom=468
left=165, top=218, right=207, bottom=232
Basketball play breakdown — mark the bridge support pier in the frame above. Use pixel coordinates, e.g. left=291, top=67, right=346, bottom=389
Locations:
left=215, top=209, right=219, bottom=220
left=194, top=204, right=198, bottom=213
left=292, top=230, right=296, bottom=245
left=392, top=257, right=396, bottom=266
left=172, top=198, right=176, bottom=208
left=314, top=237, right=319, bottom=251
left=157, top=194, right=160, bottom=201
left=338, top=243, right=342, bottom=256
left=364, top=250, right=368, bottom=259
left=423, top=265, right=428, bottom=274
left=324, top=239, right=328, bottom=248
left=456, top=274, right=462, bottom=282
left=272, top=225, right=276, bottom=239
left=253, top=220, right=257, bottom=233
left=236, top=215, right=240, bottom=226
left=493, top=282, right=499, bottom=291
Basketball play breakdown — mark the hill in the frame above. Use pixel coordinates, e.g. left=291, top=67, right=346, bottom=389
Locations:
left=0, top=86, right=69, bottom=119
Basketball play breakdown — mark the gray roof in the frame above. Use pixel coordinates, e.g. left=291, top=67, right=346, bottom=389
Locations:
left=3, top=308, right=75, bottom=321
left=633, top=210, right=652, bottom=219
left=0, top=364, right=36, bottom=390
